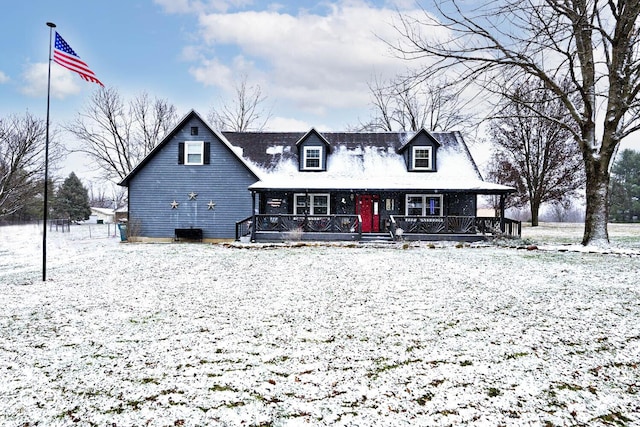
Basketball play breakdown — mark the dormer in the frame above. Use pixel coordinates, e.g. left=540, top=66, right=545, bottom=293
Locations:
left=296, top=128, right=331, bottom=172
left=397, top=129, right=441, bottom=172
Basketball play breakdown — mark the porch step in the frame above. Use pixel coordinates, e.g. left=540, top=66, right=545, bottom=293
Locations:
left=359, top=233, right=395, bottom=243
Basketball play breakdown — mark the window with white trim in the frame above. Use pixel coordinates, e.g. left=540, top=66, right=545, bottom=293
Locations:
left=412, top=146, right=433, bottom=170
left=406, top=194, right=442, bottom=216
left=294, top=194, right=330, bottom=215
left=303, top=146, right=322, bottom=170
left=185, top=141, right=204, bottom=165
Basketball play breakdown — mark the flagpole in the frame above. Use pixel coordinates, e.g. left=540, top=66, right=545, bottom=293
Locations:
left=43, top=22, right=56, bottom=282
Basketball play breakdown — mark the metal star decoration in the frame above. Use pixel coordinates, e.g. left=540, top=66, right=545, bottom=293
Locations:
left=170, top=200, right=179, bottom=209
left=207, top=200, right=216, bottom=210
left=188, top=191, right=198, bottom=200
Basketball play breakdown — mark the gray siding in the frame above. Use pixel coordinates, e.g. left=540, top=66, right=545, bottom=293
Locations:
left=128, top=116, right=256, bottom=239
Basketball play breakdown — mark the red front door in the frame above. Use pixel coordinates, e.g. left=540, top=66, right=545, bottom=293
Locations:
left=356, top=195, right=380, bottom=233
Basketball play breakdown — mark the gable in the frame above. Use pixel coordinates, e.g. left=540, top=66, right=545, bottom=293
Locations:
left=397, top=129, right=441, bottom=172
left=296, top=129, right=331, bottom=171
left=119, top=110, right=260, bottom=187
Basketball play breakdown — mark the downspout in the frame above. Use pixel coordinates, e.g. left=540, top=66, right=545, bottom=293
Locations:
left=499, top=194, right=506, bottom=233
left=251, top=190, right=257, bottom=242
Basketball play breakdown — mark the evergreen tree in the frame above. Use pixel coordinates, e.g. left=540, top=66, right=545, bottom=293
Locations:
left=610, top=150, right=640, bottom=223
left=53, top=172, right=91, bottom=221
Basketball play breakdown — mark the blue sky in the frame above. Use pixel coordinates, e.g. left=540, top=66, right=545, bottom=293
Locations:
left=1, top=0, right=423, bottom=185
left=1, top=0, right=638, bottom=187
left=0, top=0, right=415, bottom=129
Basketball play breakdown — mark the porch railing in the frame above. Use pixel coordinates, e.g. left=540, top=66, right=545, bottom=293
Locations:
left=235, top=216, right=253, bottom=240
left=475, top=216, right=522, bottom=238
left=390, top=215, right=521, bottom=238
left=236, top=214, right=362, bottom=241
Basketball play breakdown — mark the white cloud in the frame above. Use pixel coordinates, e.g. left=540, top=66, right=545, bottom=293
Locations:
left=266, top=116, right=312, bottom=131
left=0, top=71, right=9, bottom=84
left=21, top=62, right=82, bottom=99
left=185, top=2, right=431, bottom=118
left=154, top=0, right=253, bottom=14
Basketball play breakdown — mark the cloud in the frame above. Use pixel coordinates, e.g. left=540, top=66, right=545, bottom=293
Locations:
left=185, top=2, right=430, bottom=116
left=266, top=116, right=312, bottom=131
left=0, top=71, right=9, bottom=84
left=154, top=0, right=253, bottom=14
left=21, top=62, right=82, bottom=99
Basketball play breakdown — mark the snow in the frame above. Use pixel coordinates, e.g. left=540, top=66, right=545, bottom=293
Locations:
left=249, top=144, right=510, bottom=191
left=1, top=223, right=640, bottom=426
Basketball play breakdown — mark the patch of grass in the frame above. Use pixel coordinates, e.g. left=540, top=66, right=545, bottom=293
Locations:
left=416, top=392, right=434, bottom=405
left=210, top=384, right=237, bottom=392
left=141, top=377, right=160, bottom=385
left=591, top=411, right=632, bottom=426
left=460, top=360, right=473, bottom=366
left=367, top=358, right=422, bottom=379
left=505, top=352, right=529, bottom=359
left=487, top=387, right=502, bottom=397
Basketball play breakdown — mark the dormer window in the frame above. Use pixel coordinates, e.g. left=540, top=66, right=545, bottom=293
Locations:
left=412, top=146, right=433, bottom=170
left=303, top=146, right=322, bottom=170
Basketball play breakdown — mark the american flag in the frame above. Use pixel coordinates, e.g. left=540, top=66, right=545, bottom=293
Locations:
left=53, top=32, right=104, bottom=87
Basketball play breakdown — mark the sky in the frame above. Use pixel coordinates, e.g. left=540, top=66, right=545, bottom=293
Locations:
left=1, top=0, right=638, bottom=191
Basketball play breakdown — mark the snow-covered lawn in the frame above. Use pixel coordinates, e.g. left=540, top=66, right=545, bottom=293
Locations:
left=1, top=223, right=639, bottom=426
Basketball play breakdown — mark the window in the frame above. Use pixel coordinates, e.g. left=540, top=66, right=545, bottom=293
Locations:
left=406, top=194, right=442, bottom=216
left=412, top=146, right=433, bottom=170
left=303, top=146, right=322, bottom=170
left=294, top=194, right=330, bottom=215
left=190, top=126, right=199, bottom=136
left=185, top=141, right=204, bottom=165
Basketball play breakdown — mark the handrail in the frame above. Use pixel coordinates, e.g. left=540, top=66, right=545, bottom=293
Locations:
left=235, top=216, right=253, bottom=241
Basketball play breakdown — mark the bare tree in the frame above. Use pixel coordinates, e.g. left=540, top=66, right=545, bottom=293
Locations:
left=208, top=75, right=272, bottom=132
left=392, top=0, right=640, bottom=245
left=66, top=88, right=177, bottom=182
left=486, top=79, right=585, bottom=226
left=0, top=113, right=58, bottom=218
left=359, top=75, right=474, bottom=132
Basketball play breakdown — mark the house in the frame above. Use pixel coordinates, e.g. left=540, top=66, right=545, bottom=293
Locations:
left=88, top=207, right=115, bottom=224
left=119, top=110, right=518, bottom=242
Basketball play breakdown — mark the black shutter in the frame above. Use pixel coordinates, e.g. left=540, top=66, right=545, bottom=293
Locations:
left=204, top=142, right=211, bottom=164
left=178, top=142, right=184, bottom=164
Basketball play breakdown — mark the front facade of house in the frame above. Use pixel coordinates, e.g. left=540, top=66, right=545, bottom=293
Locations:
left=120, top=110, right=518, bottom=242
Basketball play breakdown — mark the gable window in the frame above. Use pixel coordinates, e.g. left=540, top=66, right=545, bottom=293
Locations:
left=406, top=194, right=442, bottom=216
left=178, top=141, right=210, bottom=165
left=412, top=146, right=433, bottom=170
left=303, top=147, right=322, bottom=170
left=190, top=126, right=199, bottom=136
left=185, top=141, right=204, bottom=165
left=294, top=194, right=329, bottom=215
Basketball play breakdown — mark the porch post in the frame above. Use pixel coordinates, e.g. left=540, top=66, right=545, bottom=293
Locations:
left=251, top=191, right=257, bottom=242
left=499, top=194, right=506, bottom=233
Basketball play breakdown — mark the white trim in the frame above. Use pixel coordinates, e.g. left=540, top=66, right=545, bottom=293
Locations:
left=185, top=141, right=204, bottom=165
left=294, top=193, right=330, bottom=215
left=302, top=146, right=323, bottom=170
left=412, top=146, right=433, bottom=170
left=405, top=194, right=443, bottom=216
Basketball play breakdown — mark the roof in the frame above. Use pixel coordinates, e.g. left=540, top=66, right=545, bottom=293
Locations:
left=223, top=130, right=511, bottom=194
left=119, top=109, right=513, bottom=194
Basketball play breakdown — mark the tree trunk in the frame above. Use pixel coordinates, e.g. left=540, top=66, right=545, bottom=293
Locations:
left=582, top=162, right=610, bottom=246
left=530, top=199, right=540, bottom=227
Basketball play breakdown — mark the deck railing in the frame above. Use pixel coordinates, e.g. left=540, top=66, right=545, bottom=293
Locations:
left=390, top=215, right=521, bottom=238
left=237, top=214, right=521, bottom=241
left=236, top=214, right=362, bottom=241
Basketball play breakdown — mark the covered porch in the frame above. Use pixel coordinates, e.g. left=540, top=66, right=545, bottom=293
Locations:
left=238, top=183, right=518, bottom=243
left=236, top=214, right=520, bottom=242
